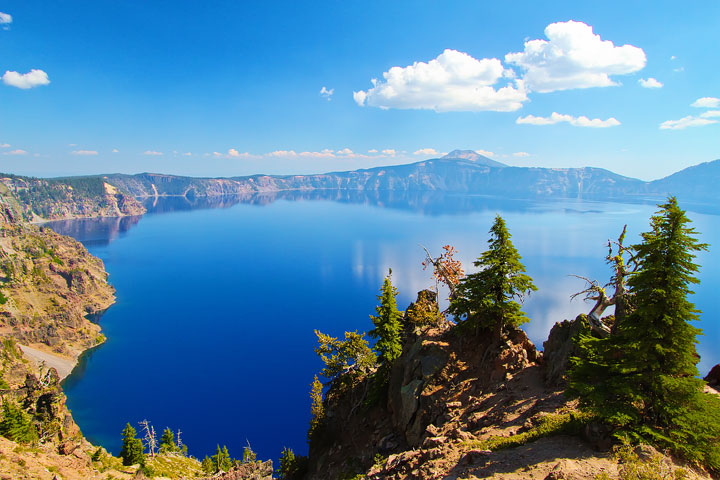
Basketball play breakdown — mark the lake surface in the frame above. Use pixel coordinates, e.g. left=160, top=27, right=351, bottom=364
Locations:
left=50, top=191, right=720, bottom=462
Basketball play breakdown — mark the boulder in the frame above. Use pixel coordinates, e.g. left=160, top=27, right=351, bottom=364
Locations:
left=705, top=364, right=720, bottom=387
left=543, top=315, right=589, bottom=385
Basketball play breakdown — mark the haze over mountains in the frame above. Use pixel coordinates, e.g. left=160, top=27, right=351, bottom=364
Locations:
left=99, top=150, right=719, bottom=203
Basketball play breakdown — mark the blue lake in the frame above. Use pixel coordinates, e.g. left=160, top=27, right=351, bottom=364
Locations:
left=49, top=192, right=720, bottom=463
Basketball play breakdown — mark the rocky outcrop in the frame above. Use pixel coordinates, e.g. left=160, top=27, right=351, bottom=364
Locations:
left=543, top=315, right=590, bottom=386
left=0, top=175, right=145, bottom=221
left=705, top=364, right=720, bottom=388
left=200, top=460, right=274, bottom=480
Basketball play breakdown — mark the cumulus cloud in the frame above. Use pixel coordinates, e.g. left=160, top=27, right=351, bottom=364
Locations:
left=368, top=149, right=379, bottom=153
left=354, top=49, right=527, bottom=112
left=691, top=97, right=720, bottom=108
left=320, top=86, right=334, bottom=101
left=414, top=148, right=439, bottom=156
left=700, top=110, right=720, bottom=118
left=513, top=151, right=531, bottom=157
left=336, top=148, right=354, bottom=155
left=183, top=152, right=192, bottom=156
left=2, top=69, right=50, bottom=89
left=72, top=150, right=98, bottom=155
left=638, top=77, right=662, bottom=88
left=5, top=149, right=27, bottom=155
left=381, top=149, right=397, bottom=156
left=660, top=116, right=717, bottom=130
left=517, top=112, right=621, bottom=128
left=0, top=12, right=12, bottom=25
left=267, top=150, right=298, bottom=157
left=505, top=21, right=646, bottom=93
left=476, top=149, right=496, bottom=157
left=143, top=150, right=163, bottom=156
left=112, top=148, right=119, bottom=153
left=0, top=143, right=9, bottom=148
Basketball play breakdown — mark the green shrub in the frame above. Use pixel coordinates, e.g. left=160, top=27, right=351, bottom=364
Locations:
left=0, top=401, right=38, bottom=444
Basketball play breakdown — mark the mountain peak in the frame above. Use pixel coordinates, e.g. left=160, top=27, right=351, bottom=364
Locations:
left=441, top=149, right=507, bottom=168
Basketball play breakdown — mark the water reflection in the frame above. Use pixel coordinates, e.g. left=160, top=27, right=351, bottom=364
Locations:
left=44, top=214, right=142, bottom=247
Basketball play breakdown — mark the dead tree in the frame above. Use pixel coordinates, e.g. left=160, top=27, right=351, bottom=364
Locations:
left=138, top=420, right=157, bottom=458
left=572, top=225, right=638, bottom=336
left=421, top=244, right=464, bottom=301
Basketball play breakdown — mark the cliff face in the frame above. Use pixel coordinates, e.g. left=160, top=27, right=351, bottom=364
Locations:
left=106, top=159, right=647, bottom=200
left=304, top=294, right=712, bottom=480
left=0, top=175, right=145, bottom=221
left=0, top=214, right=134, bottom=479
left=0, top=222, right=115, bottom=365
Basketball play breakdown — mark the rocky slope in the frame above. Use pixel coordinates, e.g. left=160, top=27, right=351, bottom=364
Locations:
left=302, top=295, right=715, bottom=480
left=0, top=174, right=145, bottom=222
left=0, top=208, right=136, bottom=479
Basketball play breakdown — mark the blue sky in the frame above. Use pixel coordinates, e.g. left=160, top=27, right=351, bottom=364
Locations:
left=0, top=1, right=718, bottom=179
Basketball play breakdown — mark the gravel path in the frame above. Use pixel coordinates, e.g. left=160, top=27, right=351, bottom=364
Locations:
left=18, top=344, right=76, bottom=380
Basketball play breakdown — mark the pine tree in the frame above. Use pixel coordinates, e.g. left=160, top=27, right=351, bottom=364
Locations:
left=450, top=215, right=537, bottom=340
left=308, top=375, right=324, bottom=442
left=0, top=401, right=37, bottom=444
left=201, top=455, right=214, bottom=474
left=369, top=270, right=403, bottom=366
left=569, top=198, right=720, bottom=471
left=158, top=427, right=178, bottom=453
left=120, top=423, right=144, bottom=466
left=211, top=444, right=232, bottom=472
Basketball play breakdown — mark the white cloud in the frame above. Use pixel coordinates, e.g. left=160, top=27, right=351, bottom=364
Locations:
left=368, top=149, right=378, bottom=154
left=691, top=97, right=720, bottom=108
left=299, top=149, right=335, bottom=158
left=72, top=150, right=98, bottom=155
left=354, top=48, right=527, bottom=112
left=112, top=148, right=119, bottom=153
left=143, top=150, right=163, bottom=156
left=513, top=151, right=531, bottom=157
left=381, top=149, right=396, bottom=156
left=700, top=110, right=720, bottom=118
left=5, top=149, right=27, bottom=155
left=476, top=149, right=496, bottom=157
left=638, top=77, right=662, bottom=88
left=414, top=148, right=439, bottom=156
left=659, top=116, right=717, bottom=130
left=336, top=148, right=353, bottom=155
left=183, top=152, right=192, bottom=156
left=213, top=151, right=224, bottom=157
left=517, top=112, right=621, bottom=128
left=0, top=12, right=12, bottom=24
left=267, top=150, right=298, bottom=157
left=2, top=69, right=50, bottom=89
left=505, top=20, right=646, bottom=93
left=0, top=143, right=9, bottom=148
left=320, top=86, right=334, bottom=101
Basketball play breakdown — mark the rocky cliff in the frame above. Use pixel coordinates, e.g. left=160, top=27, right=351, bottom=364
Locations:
left=0, top=212, right=137, bottom=479
left=0, top=174, right=145, bottom=222
left=302, top=293, right=714, bottom=480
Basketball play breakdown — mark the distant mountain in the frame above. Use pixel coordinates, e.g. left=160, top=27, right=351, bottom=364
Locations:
left=105, top=154, right=649, bottom=199
left=441, top=149, right=508, bottom=168
left=648, top=159, right=720, bottom=203
left=6, top=153, right=719, bottom=217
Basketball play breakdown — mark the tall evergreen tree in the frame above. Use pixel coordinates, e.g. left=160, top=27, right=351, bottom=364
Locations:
left=0, top=401, right=37, bottom=444
left=450, top=215, right=537, bottom=340
left=211, top=444, right=232, bottom=472
left=569, top=197, right=720, bottom=470
left=120, top=423, right=144, bottom=466
left=158, top=427, right=178, bottom=453
left=369, top=270, right=403, bottom=366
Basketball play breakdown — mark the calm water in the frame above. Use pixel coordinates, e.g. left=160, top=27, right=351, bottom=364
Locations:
left=50, top=192, right=720, bottom=462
